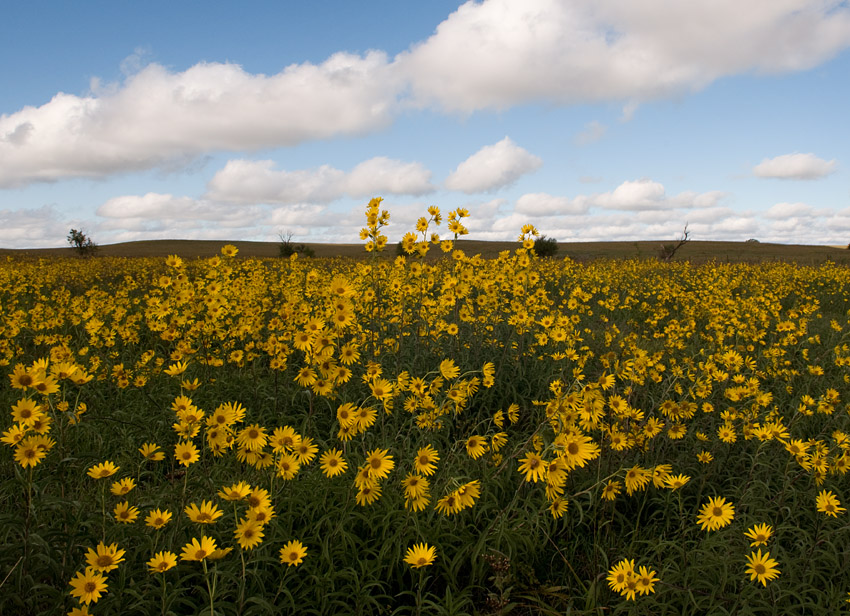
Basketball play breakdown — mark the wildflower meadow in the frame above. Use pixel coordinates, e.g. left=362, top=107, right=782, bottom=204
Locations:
left=2, top=198, right=850, bottom=615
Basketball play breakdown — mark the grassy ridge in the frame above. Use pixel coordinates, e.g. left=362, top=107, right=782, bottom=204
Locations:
left=2, top=238, right=850, bottom=264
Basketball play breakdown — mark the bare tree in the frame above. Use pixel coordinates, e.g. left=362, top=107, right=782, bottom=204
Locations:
left=658, top=224, right=690, bottom=262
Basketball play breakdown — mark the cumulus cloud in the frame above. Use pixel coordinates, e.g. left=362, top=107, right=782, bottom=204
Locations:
left=398, top=0, right=850, bottom=112
left=576, top=179, right=726, bottom=211
left=205, top=156, right=434, bottom=205
left=763, top=201, right=816, bottom=219
left=445, top=137, right=542, bottom=193
left=0, top=205, right=71, bottom=247
left=515, top=193, right=588, bottom=216
left=753, top=153, right=838, bottom=180
left=97, top=192, right=261, bottom=228
left=0, top=52, right=400, bottom=187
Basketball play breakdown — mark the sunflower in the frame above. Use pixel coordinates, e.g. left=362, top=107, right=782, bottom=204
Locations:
left=365, top=448, right=395, bottom=480
left=557, top=432, right=600, bottom=469
left=147, top=551, right=177, bottom=574
left=664, top=474, right=691, bottom=490
left=84, top=542, right=126, bottom=572
left=180, top=536, right=218, bottom=562
left=434, top=493, right=462, bottom=516
left=110, top=477, right=136, bottom=496
left=549, top=497, right=569, bottom=519
left=439, top=359, right=460, bottom=380
left=401, top=473, right=429, bottom=500
left=606, top=559, right=635, bottom=592
left=816, top=489, right=846, bottom=517
left=319, top=448, right=348, bottom=478
left=404, top=543, right=437, bottom=568
left=517, top=451, right=547, bottom=483
left=14, top=443, right=45, bottom=468
left=279, top=540, right=307, bottom=567
left=294, top=436, right=318, bottom=464
left=11, top=398, right=42, bottom=426
left=624, top=466, right=652, bottom=496
left=745, top=549, right=781, bottom=586
left=465, top=435, right=488, bottom=460
left=113, top=501, right=140, bottom=524
left=174, top=441, right=199, bottom=467
left=234, top=518, right=265, bottom=550
left=237, top=424, right=268, bottom=452
left=68, top=567, right=108, bottom=605
left=635, top=565, right=658, bottom=596
left=356, top=483, right=382, bottom=506
left=601, top=480, right=622, bottom=501
left=269, top=425, right=300, bottom=452
left=697, top=496, right=735, bottom=531
left=9, top=364, right=36, bottom=390
left=218, top=481, right=252, bottom=501
left=247, top=487, right=271, bottom=510
left=87, top=461, right=119, bottom=479
left=246, top=505, right=276, bottom=525
left=276, top=453, right=300, bottom=480
left=185, top=500, right=223, bottom=524
left=744, top=523, right=773, bottom=547
left=456, top=480, right=481, bottom=508
left=145, top=508, right=173, bottom=529
left=139, top=442, right=164, bottom=461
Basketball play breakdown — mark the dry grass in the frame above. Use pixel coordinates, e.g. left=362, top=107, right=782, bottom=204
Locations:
left=2, top=238, right=849, bottom=264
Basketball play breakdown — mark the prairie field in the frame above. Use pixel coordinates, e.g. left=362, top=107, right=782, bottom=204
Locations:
left=2, top=203, right=850, bottom=615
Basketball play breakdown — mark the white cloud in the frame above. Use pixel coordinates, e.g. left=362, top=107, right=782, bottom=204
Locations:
left=97, top=192, right=259, bottom=228
left=0, top=205, right=71, bottom=247
left=205, top=156, right=434, bottom=205
left=574, top=179, right=725, bottom=211
left=574, top=121, right=607, bottom=145
left=445, top=137, right=542, bottom=193
left=397, top=0, right=850, bottom=112
left=763, top=201, right=816, bottom=219
left=269, top=204, right=327, bottom=227
left=753, top=153, right=838, bottom=180
left=344, top=157, right=434, bottom=197
left=0, top=52, right=400, bottom=187
left=515, top=192, right=588, bottom=216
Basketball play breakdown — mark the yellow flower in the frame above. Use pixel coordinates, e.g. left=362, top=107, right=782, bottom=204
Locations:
left=279, top=540, right=307, bottom=567
left=365, top=448, right=395, bottom=480
left=465, top=435, right=488, bottom=460
left=744, top=523, right=773, bottom=547
left=185, top=500, right=224, bottom=524
left=404, top=543, right=437, bottom=568
left=745, top=549, right=781, bottom=586
left=87, top=461, right=119, bottom=479
left=180, top=536, right=218, bottom=562
left=816, top=489, right=846, bottom=517
left=110, top=477, right=136, bottom=496
left=84, top=542, right=125, bottom=572
left=218, top=481, right=252, bottom=501
left=697, top=496, right=735, bottom=531
left=139, top=442, right=164, bottom=461
left=114, top=501, right=140, bottom=524
left=14, top=442, right=46, bottom=468
left=68, top=567, right=108, bottom=605
left=439, top=359, right=460, bottom=380
left=234, top=518, right=265, bottom=550
left=174, top=440, right=199, bottom=467
left=147, top=551, right=177, bottom=574
left=517, top=451, right=547, bottom=483
left=319, top=448, right=348, bottom=478
left=145, top=508, right=173, bottom=529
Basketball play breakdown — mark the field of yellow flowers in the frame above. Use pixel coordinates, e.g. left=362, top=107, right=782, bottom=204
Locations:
left=2, top=199, right=850, bottom=615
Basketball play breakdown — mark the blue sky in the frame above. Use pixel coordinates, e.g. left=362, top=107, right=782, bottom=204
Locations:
left=1, top=0, right=849, bottom=248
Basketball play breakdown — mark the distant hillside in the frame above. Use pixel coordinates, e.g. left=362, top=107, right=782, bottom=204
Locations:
left=1, top=238, right=849, bottom=265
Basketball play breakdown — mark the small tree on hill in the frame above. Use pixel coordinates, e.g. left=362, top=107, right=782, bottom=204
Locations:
left=658, top=224, right=690, bottom=262
left=533, top=235, right=559, bottom=258
left=278, top=231, right=315, bottom=258
left=67, top=229, right=97, bottom=256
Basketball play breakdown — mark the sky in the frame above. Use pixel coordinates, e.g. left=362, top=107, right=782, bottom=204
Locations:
left=1, top=0, right=849, bottom=249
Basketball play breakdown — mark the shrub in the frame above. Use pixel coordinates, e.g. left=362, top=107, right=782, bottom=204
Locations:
left=279, top=232, right=315, bottom=258
left=533, top=235, right=559, bottom=258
